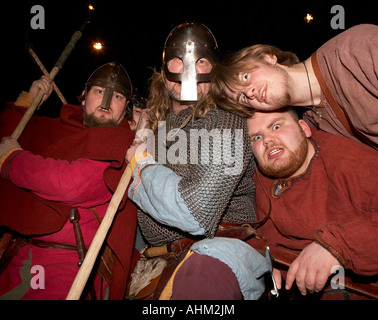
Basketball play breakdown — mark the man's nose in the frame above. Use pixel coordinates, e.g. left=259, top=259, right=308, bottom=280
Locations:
left=244, top=85, right=256, bottom=99
left=263, top=134, right=274, bottom=146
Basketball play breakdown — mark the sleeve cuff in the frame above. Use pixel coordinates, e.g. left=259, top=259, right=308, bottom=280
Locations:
left=0, top=148, right=23, bottom=179
left=313, top=232, right=348, bottom=267
left=128, top=153, right=156, bottom=200
left=15, top=91, right=34, bottom=108
left=128, top=152, right=154, bottom=172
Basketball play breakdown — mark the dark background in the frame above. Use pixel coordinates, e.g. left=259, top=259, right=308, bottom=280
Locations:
left=1, top=0, right=377, bottom=117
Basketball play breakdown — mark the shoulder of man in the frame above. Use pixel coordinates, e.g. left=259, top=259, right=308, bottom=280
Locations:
left=312, top=128, right=377, bottom=163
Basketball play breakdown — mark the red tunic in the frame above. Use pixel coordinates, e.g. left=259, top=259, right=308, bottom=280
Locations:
left=0, top=102, right=138, bottom=299
left=254, top=129, right=378, bottom=276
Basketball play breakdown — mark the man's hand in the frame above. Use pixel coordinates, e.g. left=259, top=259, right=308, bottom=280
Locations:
left=125, top=140, right=147, bottom=163
left=29, top=75, right=53, bottom=102
left=0, top=137, right=22, bottom=158
left=285, top=241, right=340, bottom=295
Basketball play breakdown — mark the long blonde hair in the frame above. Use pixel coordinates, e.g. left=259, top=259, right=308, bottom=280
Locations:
left=212, top=44, right=300, bottom=117
left=147, top=69, right=217, bottom=133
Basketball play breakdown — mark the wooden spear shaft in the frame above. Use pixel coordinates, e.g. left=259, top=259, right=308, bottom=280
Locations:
left=11, top=22, right=87, bottom=140
left=28, top=46, right=68, bottom=105
left=66, top=165, right=133, bottom=300
left=66, top=117, right=148, bottom=300
left=11, top=68, right=58, bottom=140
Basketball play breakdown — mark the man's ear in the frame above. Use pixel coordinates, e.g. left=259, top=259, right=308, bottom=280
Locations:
left=298, top=119, right=312, bottom=138
left=121, top=100, right=130, bottom=118
left=263, top=54, right=278, bottom=65
left=81, top=89, right=86, bottom=107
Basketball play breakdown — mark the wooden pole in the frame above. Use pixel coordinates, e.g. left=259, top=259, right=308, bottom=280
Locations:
left=66, top=116, right=149, bottom=300
left=28, top=46, right=68, bottom=105
left=11, top=67, right=59, bottom=140
left=66, top=165, right=133, bottom=300
left=11, top=21, right=88, bottom=140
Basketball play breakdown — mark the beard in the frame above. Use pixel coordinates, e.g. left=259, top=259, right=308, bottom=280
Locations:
left=249, top=61, right=292, bottom=109
left=268, top=65, right=293, bottom=108
left=167, top=86, right=205, bottom=103
left=167, top=87, right=181, bottom=102
left=269, top=89, right=291, bottom=109
left=83, top=111, right=119, bottom=127
left=259, top=127, right=308, bottom=179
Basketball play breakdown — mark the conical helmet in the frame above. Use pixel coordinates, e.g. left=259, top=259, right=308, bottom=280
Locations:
left=162, top=21, right=218, bottom=102
left=85, top=62, right=132, bottom=110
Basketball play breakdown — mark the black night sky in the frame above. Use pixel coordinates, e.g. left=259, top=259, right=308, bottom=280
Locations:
left=2, top=0, right=377, bottom=117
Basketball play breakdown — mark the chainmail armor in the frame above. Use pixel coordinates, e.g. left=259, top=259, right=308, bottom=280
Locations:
left=138, top=107, right=256, bottom=246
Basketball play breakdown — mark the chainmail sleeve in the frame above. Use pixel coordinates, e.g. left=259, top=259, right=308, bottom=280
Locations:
left=138, top=107, right=256, bottom=246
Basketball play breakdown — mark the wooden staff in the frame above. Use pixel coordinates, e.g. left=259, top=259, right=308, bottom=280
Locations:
left=66, top=116, right=148, bottom=300
left=11, top=20, right=89, bottom=140
left=66, top=165, right=133, bottom=300
left=27, top=45, right=68, bottom=105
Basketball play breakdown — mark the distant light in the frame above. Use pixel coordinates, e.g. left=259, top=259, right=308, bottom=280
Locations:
left=88, top=4, right=95, bottom=11
left=304, top=13, right=314, bottom=23
left=93, top=42, right=103, bottom=50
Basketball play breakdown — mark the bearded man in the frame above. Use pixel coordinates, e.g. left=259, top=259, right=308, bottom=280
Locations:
left=246, top=108, right=378, bottom=299
left=213, top=24, right=378, bottom=150
left=0, top=62, right=138, bottom=299
left=125, top=21, right=268, bottom=300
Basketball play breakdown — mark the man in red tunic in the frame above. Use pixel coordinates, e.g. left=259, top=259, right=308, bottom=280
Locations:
left=247, top=108, right=378, bottom=299
left=0, top=62, right=138, bottom=299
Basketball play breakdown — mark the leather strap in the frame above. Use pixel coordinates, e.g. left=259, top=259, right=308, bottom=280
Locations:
left=311, top=52, right=377, bottom=150
left=142, top=222, right=258, bottom=259
left=311, top=52, right=354, bottom=137
left=152, top=251, right=189, bottom=300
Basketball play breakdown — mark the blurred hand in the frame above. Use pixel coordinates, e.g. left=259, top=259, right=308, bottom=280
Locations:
left=125, top=140, right=147, bottom=163
left=0, top=136, right=22, bottom=158
left=29, top=75, right=53, bottom=102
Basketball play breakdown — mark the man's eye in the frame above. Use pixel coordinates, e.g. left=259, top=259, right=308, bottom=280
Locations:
left=240, top=94, right=246, bottom=103
left=273, top=124, right=280, bottom=131
left=251, top=135, right=262, bottom=142
left=242, top=73, right=248, bottom=81
left=114, top=93, right=125, bottom=100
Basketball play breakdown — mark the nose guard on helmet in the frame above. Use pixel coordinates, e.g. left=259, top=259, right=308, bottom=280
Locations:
left=162, top=21, right=218, bottom=103
left=85, top=62, right=132, bottom=111
left=100, top=81, right=116, bottom=111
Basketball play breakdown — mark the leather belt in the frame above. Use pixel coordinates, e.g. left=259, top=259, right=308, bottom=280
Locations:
left=141, top=222, right=258, bottom=259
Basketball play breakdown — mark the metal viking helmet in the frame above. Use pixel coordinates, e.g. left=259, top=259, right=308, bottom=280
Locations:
left=162, top=21, right=218, bottom=102
left=85, top=62, right=132, bottom=110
